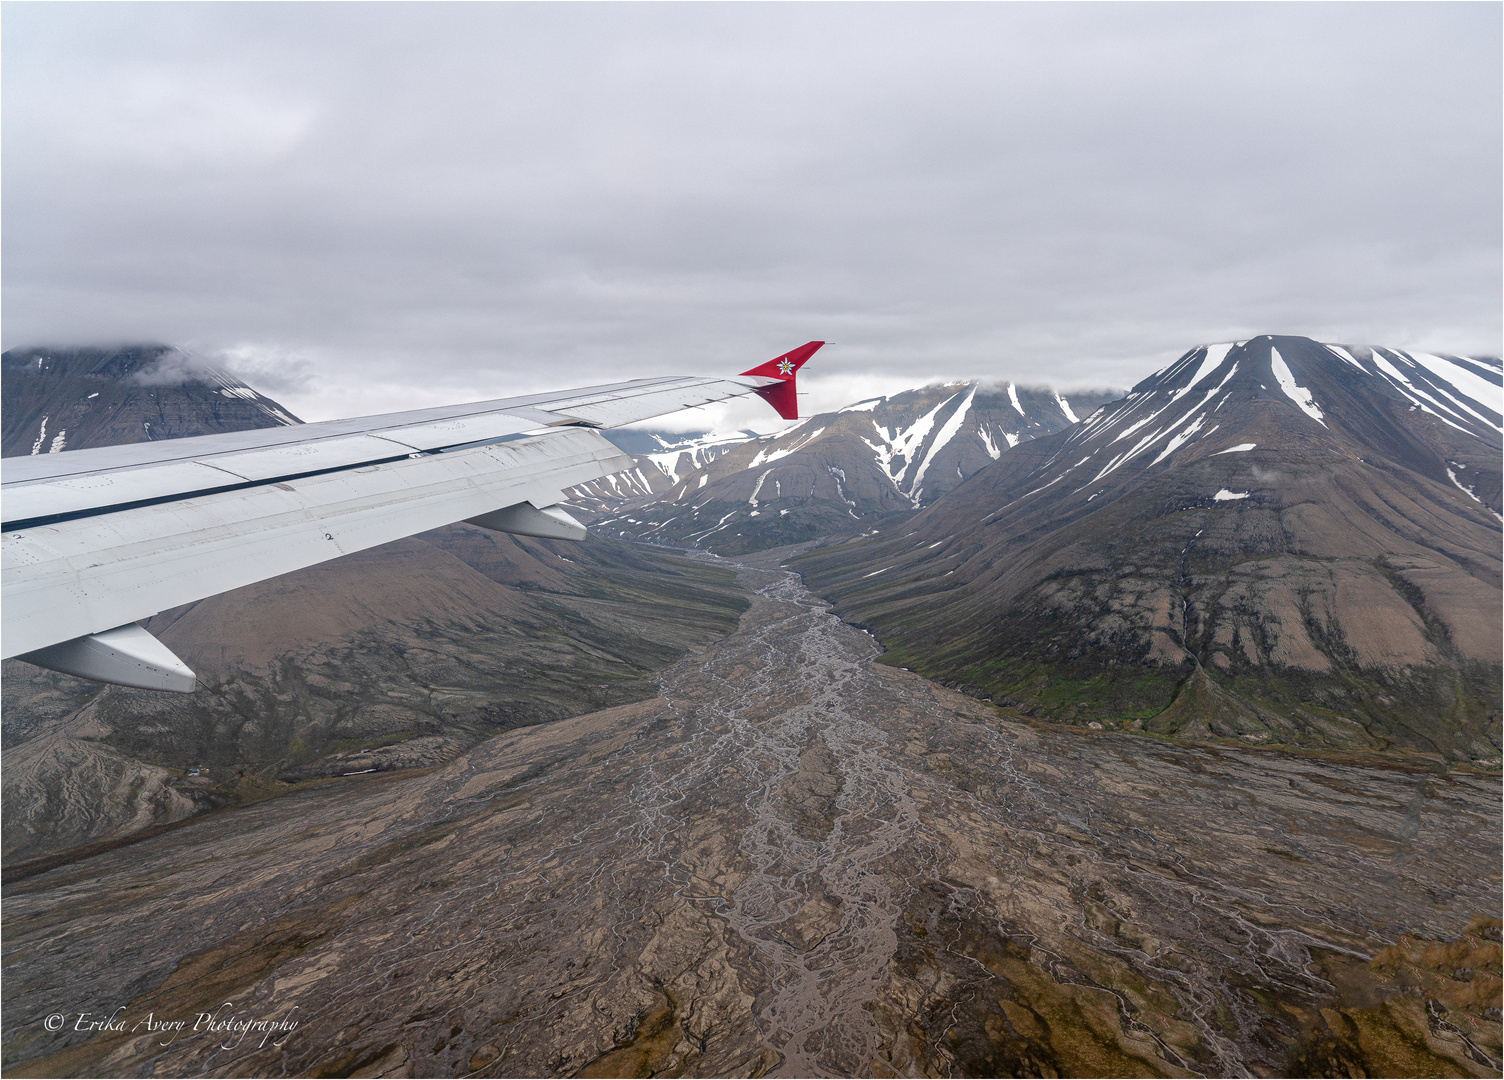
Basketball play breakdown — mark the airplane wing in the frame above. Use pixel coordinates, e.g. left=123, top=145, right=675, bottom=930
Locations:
left=2, top=342, right=823, bottom=691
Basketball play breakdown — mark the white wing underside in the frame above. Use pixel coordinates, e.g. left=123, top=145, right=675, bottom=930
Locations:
left=2, top=373, right=775, bottom=673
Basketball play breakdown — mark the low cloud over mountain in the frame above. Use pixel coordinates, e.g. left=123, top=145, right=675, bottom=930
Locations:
left=1, top=344, right=300, bottom=457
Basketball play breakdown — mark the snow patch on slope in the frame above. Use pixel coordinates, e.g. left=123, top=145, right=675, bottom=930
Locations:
left=867, top=391, right=961, bottom=500
left=1054, top=392, right=1079, bottom=424
left=748, top=427, right=824, bottom=469
left=1170, top=343, right=1236, bottom=403
left=1409, top=353, right=1504, bottom=430
left=643, top=430, right=749, bottom=483
left=748, top=469, right=774, bottom=507
left=910, top=385, right=976, bottom=498
left=1270, top=348, right=1326, bottom=426
left=1149, top=414, right=1208, bottom=467
left=1368, top=350, right=1481, bottom=436
left=1446, top=468, right=1504, bottom=522
left=1324, top=344, right=1367, bottom=370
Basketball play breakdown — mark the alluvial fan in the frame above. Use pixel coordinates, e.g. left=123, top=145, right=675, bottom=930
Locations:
left=3, top=557, right=1498, bottom=1079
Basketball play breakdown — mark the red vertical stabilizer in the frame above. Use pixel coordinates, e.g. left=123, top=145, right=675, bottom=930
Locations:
left=739, top=341, right=824, bottom=420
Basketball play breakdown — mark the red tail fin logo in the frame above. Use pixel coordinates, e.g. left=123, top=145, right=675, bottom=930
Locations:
left=740, top=341, right=824, bottom=420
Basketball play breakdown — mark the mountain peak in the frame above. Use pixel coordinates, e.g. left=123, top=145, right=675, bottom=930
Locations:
left=1061, top=336, right=1503, bottom=503
left=795, top=336, right=1502, bottom=764
left=1, top=343, right=302, bottom=457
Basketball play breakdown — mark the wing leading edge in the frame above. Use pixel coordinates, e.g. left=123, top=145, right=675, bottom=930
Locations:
left=2, top=344, right=823, bottom=690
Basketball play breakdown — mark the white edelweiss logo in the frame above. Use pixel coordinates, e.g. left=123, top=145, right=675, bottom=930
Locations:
left=777, top=359, right=795, bottom=375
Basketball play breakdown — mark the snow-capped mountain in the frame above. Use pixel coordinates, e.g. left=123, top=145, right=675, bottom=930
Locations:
left=612, top=428, right=757, bottom=484
left=1048, top=337, right=1501, bottom=512
left=798, top=335, right=1502, bottom=764
left=568, top=429, right=758, bottom=505
left=1, top=344, right=301, bottom=457
left=572, top=381, right=1121, bottom=555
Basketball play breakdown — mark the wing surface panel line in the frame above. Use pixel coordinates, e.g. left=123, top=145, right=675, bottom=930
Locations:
left=2, top=427, right=633, bottom=658
left=1, top=374, right=765, bottom=485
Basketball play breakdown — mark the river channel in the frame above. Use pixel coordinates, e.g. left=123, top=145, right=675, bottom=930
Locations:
left=3, top=557, right=1499, bottom=1077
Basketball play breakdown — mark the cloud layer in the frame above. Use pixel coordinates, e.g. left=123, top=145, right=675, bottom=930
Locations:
left=4, top=4, right=1498, bottom=422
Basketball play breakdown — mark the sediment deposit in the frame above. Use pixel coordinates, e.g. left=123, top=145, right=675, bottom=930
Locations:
left=4, top=559, right=1499, bottom=1078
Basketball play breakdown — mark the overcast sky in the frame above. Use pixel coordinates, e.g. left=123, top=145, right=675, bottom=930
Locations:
left=3, top=3, right=1499, bottom=428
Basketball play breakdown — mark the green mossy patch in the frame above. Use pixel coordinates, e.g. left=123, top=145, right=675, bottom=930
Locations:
left=863, top=627, right=1499, bottom=763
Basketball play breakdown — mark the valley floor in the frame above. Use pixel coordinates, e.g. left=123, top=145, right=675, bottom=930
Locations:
left=3, top=557, right=1500, bottom=1078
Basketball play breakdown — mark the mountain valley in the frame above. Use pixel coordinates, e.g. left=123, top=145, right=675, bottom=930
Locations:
left=4, top=555, right=1499, bottom=1079
left=2, top=337, right=1500, bottom=1079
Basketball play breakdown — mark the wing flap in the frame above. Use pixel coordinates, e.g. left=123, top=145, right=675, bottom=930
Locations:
left=4, top=460, right=258, bottom=524
left=2, top=427, right=632, bottom=658
left=2, top=435, right=423, bottom=525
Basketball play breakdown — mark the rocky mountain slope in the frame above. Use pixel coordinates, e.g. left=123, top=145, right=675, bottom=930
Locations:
left=1, top=348, right=751, bottom=866
left=575, top=382, right=1120, bottom=555
left=594, top=426, right=754, bottom=496
left=2, top=531, right=749, bottom=865
left=797, top=336, right=1503, bottom=765
left=2, top=344, right=300, bottom=456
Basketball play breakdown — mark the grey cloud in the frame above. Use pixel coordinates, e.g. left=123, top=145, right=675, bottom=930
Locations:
left=3, top=3, right=1498, bottom=421
left=129, top=345, right=309, bottom=393
left=129, top=347, right=215, bottom=387
left=211, top=347, right=318, bottom=397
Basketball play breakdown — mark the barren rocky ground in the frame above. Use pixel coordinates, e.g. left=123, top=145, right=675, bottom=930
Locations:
left=3, top=556, right=1499, bottom=1078
left=1, top=531, right=749, bottom=865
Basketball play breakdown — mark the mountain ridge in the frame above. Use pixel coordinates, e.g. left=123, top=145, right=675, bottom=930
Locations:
left=575, top=380, right=1123, bottom=554
left=795, top=335, right=1502, bottom=765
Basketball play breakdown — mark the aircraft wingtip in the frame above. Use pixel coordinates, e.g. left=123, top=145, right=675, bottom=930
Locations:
left=740, top=341, right=824, bottom=420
